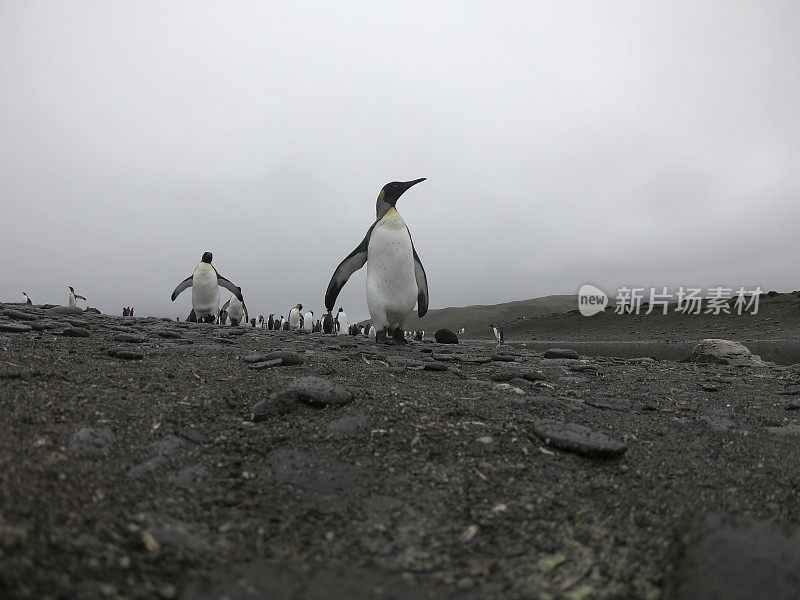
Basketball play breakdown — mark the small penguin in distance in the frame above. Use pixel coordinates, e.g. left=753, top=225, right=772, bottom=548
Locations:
left=170, top=252, right=244, bottom=324
left=68, top=286, right=86, bottom=307
left=490, top=324, right=504, bottom=347
left=325, top=178, right=428, bottom=344
left=22, top=292, right=32, bottom=305
left=288, top=304, right=303, bottom=330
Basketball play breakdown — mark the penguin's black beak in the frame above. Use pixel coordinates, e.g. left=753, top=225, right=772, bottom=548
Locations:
left=399, top=178, right=426, bottom=194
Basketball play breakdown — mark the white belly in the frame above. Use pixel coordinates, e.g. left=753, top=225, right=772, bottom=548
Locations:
left=303, top=312, right=313, bottom=330
left=68, top=292, right=76, bottom=307
left=228, top=295, right=244, bottom=325
left=289, top=309, right=301, bottom=329
left=366, top=210, right=417, bottom=330
left=192, top=263, right=219, bottom=318
left=337, top=313, right=349, bottom=334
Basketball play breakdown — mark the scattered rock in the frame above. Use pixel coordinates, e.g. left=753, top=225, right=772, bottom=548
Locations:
left=532, top=419, right=627, bottom=458
left=326, top=413, right=368, bottom=436
left=766, top=424, right=800, bottom=436
left=0, top=322, right=33, bottom=333
left=180, top=428, right=207, bottom=444
left=434, top=329, right=459, bottom=344
left=252, top=376, right=354, bottom=420
left=50, top=306, right=84, bottom=315
left=68, top=427, right=115, bottom=457
left=62, top=327, right=90, bottom=337
left=108, top=348, right=144, bottom=360
left=491, top=353, right=517, bottom=362
left=249, top=351, right=304, bottom=368
left=128, top=456, right=168, bottom=480
left=784, top=399, right=800, bottom=410
left=585, top=397, right=632, bottom=412
left=543, top=348, right=579, bottom=360
left=267, top=448, right=370, bottom=495
left=689, top=339, right=767, bottom=367
left=2, top=309, right=38, bottom=321
left=151, top=435, right=184, bottom=456
left=114, top=333, right=148, bottom=343
left=157, top=330, right=182, bottom=339
left=173, top=466, right=212, bottom=491
left=424, top=361, right=449, bottom=371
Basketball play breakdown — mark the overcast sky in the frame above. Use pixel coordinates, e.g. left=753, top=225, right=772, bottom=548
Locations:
left=2, top=1, right=798, bottom=320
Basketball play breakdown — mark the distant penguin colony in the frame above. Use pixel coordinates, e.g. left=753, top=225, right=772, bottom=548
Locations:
left=171, top=252, right=244, bottom=324
left=325, top=179, right=428, bottom=344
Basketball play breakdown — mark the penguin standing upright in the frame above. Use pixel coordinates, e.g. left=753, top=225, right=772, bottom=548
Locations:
left=303, top=310, right=314, bottom=331
left=21, top=292, right=32, bottom=305
left=279, top=315, right=287, bottom=330
left=68, top=286, right=86, bottom=307
left=335, top=308, right=349, bottom=335
left=325, top=179, right=428, bottom=344
left=267, top=314, right=275, bottom=330
left=322, top=312, right=334, bottom=334
left=170, top=252, right=244, bottom=324
left=490, top=324, right=504, bottom=347
left=220, top=293, right=248, bottom=326
left=288, top=304, right=303, bottom=330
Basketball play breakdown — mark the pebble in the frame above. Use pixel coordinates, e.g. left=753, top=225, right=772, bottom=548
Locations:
left=180, top=427, right=207, bottom=444
left=157, top=330, right=182, bottom=339
left=430, top=353, right=455, bottom=361
left=585, top=397, right=632, bottom=412
left=326, top=413, right=368, bottom=435
left=532, top=418, right=627, bottom=458
left=248, top=351, right=304, bottom=368
left=50, top=306, right=84, bottom=315
left=66, top=319, right=90, bottom=328
left=114, top=333, right=148, bottom=343
left=62, top=327, right=90, bottom=337
left=491, top=354, right=517, bottom=362
left=476, top=436, right=493, bottom=444
left=570, top=364, right=599, bottom=373
left=0, top=322, right=33, bottom=333
left=543, top=348, right=579, bottom=359
left=128, top=456, right=168, bottom=480
left=2, top=309, right=38, bottom=321
left=68, top=427, right=115, bottom=456
left=784, top=399, right=800, bottom=410
left=151, top=435, right=184, bottom=456
left=252, top=376, right=355, bottom=420
left=459, top=356, right=492, bottom=364
left=108, top=348, right=144, bottom=360
left=493, top=383, right=526, bottom=395
left=424, top=361, right=449, bottom=372
left=766, top=424, right=800, bottom=436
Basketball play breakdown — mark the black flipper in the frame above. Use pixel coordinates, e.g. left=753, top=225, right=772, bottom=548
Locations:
left=75, top=294, right=87, bottom=301
left=408, top=232, right=429, bottom=317
left=220, top=298, right=231, bottom=314
left=325, top=222, right=376, bottom=311
left=171, top=276, right=193, bottom=301
left=215, top=271, right=244, bottom=303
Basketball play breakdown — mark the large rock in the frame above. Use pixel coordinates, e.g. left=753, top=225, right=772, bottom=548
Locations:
left=665, top=513, right=800, bottom=600
left=251, top=376, right=354, bottom=420
left=434, top=329, right=459, bottom=344
left=689, top=339, right=766, bottom=366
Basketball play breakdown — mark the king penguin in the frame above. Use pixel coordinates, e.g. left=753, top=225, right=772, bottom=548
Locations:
left=335, top=308, right=349, bottom=335
left=289, top=304, right=303, bottom=330
left=68, top=286, right=86, bottom=307
left=325, top=179, right=428, bottom=344
left=220, top=293, right=248, bottom=326
left=490, top=324, right=504, bottom=347
left=303, top=309, right=314, bottom=331
left=22, top=292, right=32, bottom=305
left=170, top=252, right=244, bottom=324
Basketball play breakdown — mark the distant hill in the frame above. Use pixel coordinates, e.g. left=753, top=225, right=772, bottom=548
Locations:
left=358, top=295, right=579, bottom=337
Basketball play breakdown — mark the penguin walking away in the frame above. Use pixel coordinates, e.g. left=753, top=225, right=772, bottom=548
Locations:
left=490, top=324, right=504, bottom=347
left=288, top=304, right=303, bottom=330
left=282, top=319, right=290, bottom=331
left=220, top=293, right=248, bottom=326
left=258, top=315, right=264, bottom=328
left=325, top=179, right=428, bottom=344
left=322, top=312, right=334, bottom=334
left=218, top=310, right=228, bottom=325
left=68, top=286, right=86, bottom=307
left=335, top=308, right=349, bottom=335
left=303, top=310, right=314, bottom=331
left=22, top=292, right=32, bottom=305
left=170, top=252, right=244, bottom=324
left=368, top=325, right=376, bottom=339
left=267, top=314, right=275, bottom=330
left=278, top=315, right=286, bottom=330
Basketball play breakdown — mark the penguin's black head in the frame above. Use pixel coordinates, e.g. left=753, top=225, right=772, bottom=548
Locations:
left=378, top=178, right=426, bottom=207
left=69, top=286, right=75, bottom=292
left=201, top=251, right=213, bottom=263
left=338, top=308, right=343, bottom=312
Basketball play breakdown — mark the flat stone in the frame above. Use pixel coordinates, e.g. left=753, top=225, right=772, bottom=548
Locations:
left=430, top=353, right=455, bottom=361
left=248, top=351, right=304, bottom=368
left=784, top=398, right=800, bottom=410
left=0, top=322, right=33, bottom=333
left=66, top=319, right=89, bottom=328
left=424, top=361, right=449, bottom=371
left=2, top=309, right=38, bottom=321
left=585, top=397, right=632, bottom=411
left=766, top=424, right=800, bottom=436
left=326, top=413, right=368, bottom=435
left=251, top=376, right=354, bottom=420
left=543, top=348, right=579, bottom=359
left=114, top=333, right=147, bottom=343
left=157, top=330, right=182, bottom=339
left=570, top=364, right=599, bottom=373
left=68, top=427, right=115, bottom=457
left=532, top=419, right=627, bottom=458
left=50, top=306, right=84, bottom=315
left=150, top=435, right=184, bottom=456
left=665, top=513, right=800, bottom=600
left=108, top=348, right=144, bottom=360
left=62, top=327, right=90, bottom=337
left=519, top=395, right=565, bottom=408
left=491, top=354, right=517, bottom=362
left=387, top=356, right=425, bottom=368
left=459, top=356, right=492, bottom=364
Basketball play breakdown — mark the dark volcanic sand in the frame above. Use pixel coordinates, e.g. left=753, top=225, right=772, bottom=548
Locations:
left=2, top=302, right=800, bottom=599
